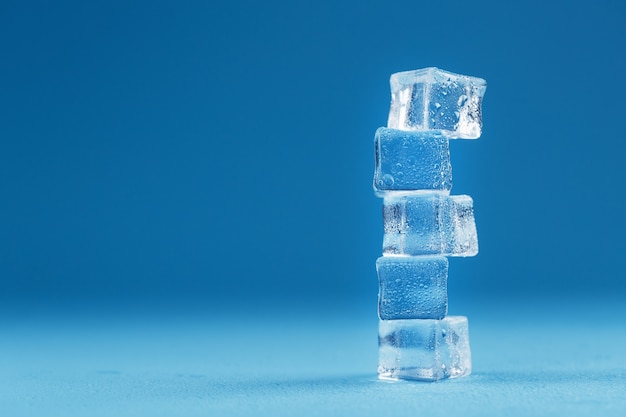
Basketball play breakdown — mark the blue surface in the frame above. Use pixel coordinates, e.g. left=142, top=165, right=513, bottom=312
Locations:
left=2, top=299, right=625, bottom=416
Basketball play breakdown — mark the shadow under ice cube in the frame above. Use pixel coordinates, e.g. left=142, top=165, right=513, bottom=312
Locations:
left=378, top=316, right=471, bottom=381
left=387, top=67, right=486, bottom=139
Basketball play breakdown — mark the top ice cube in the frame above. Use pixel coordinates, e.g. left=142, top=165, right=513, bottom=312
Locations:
left=387, top=68, right=486, bottom=139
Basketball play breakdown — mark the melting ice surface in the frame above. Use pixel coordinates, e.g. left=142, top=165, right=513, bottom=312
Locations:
left=376, top=256, right=448, bottom=320
left=374, top=67, right=485, bottom=382
left=387, top=67, right=486, bottom=139
left=382, top=193, right=478, bottom=257
left=373, top=128, right=452, bottom=195
left=378, top=316, right=472, bottom=381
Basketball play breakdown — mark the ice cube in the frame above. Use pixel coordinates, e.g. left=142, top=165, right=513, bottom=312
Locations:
left=378, top=316, right=472, bottom=381
left=383, top=193, right=478, bottom=257
left=376, top=256, right=447, bottom=320
left=387, top=67, right=486, bottom=139
left=373, top=128, right=451, bottom=195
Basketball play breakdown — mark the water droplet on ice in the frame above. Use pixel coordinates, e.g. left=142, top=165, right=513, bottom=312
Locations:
left=382, top=174, right=394, bottom=186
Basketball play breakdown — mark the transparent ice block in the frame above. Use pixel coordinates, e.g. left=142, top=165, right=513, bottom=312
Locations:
left=382, top=193, right=478, bottom=257
left=376, top=256, right=447, bottom=320
left=378, top=316, right=471, bottom=381
left=373, top=128, right=451, bottom=195
left=387, top=67, right=486, bottom=139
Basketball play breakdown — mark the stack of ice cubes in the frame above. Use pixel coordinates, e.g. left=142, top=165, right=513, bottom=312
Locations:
left=373, top=68, right=486, bottom=381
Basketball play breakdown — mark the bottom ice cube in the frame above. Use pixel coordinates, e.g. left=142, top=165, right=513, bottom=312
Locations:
left=378, top=316, right=471, bottom=381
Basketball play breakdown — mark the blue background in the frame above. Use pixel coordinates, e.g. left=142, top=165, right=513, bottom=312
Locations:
left=2, top=0, right=626, bottom=310
left=1, top=1, right=626, bottom=415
